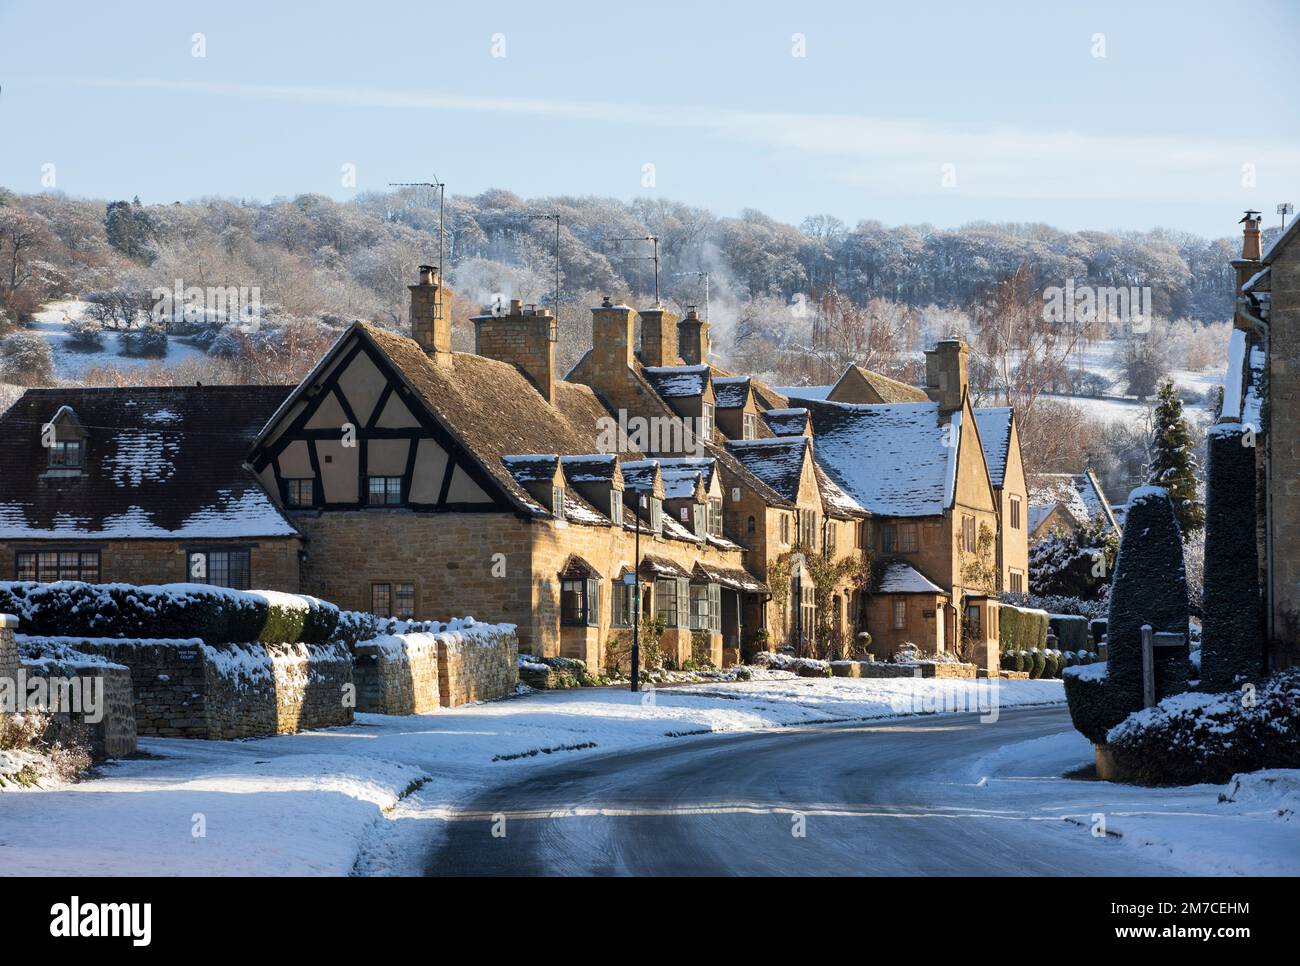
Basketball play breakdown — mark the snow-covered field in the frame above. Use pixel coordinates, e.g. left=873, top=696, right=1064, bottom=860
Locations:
left=28, top=299, right=207, bottom=380
left=0, top=676, right=1063, bottom=876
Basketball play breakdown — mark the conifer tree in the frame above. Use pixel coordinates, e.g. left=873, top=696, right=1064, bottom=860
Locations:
left=1146, top=379, right=1204, bottom=536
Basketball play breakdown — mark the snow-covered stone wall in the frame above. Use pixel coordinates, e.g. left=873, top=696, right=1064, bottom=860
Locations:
left=19, top=636, right=354, bottom=740
left=353, top=632, right=441, bottom=715
left=435, top=619, right=519, bottom=707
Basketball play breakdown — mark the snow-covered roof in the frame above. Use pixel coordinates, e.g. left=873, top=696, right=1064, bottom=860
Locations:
left=1027, top=469, right=1117, bottom=533
left=877, top=562, right=946, bottom=595
left=805, top=400, right=957, bottom=517
left=501, top=454, right=559, bottom=483
left=661, top=468, right=704, bottom=500
left=654, top=456, right=717, bottom=490
left=0, top=386, right=299, bottom=540
left=711, top=375, right=750, bottom=409
left=973, top=407, right=1012, bottom=488
left=775, top=384, right=833, bottom=401
left=726, top=437, right=810, bottom=503
left=763, top=407, right=811, bottom=437
left=642, top=365, right=711, bottom=399
left=559, top=453, right=618, bottom=483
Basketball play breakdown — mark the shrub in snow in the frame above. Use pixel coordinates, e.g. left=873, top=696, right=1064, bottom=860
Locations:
left=1062, top=660, right=1111, bottom=743
left=1106, top=668, right=1300, bottom=785
left=1028, top=521, right=1118, bottom=600
left=1066, top=487, right=1190, bottom=744
left=0, top=332, right=54, bottom=386
left=66, top=316, right=105, bottom=351
left=1199, top=423, right=1264, bottom=692
left=299, top=595, right=340, bottom=644
left=330, top=609, right=381, bottom=647
left=117, top=325, right=168, bottom=359
left=1048, top=614, right=1090, bottom=652
left=998, top=603, right=1048, bottom=654
left=0, top=709, right=93, bottom=788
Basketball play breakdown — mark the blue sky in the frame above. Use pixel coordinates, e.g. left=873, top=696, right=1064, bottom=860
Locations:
left=2, top=0, right=1297, bottom=237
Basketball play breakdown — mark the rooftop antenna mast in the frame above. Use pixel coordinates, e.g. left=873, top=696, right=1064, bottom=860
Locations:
left=1279, top=202, right=1295, bottom=231
left=390, top=178, right=446, bottom=321
left=611, top=235, right=661, bottom=305
left=670, top=270, right=710, bottom=320
left=527, top=212, right=562, bottom=336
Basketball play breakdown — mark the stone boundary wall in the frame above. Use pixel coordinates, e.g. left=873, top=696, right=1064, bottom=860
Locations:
left=353, top=633, right=441, bottom=715
left=19, top=636, right=354, bottom=740
left=18, top=649, right=137, bottom=760
left=436, top=621, right=519, bottom=707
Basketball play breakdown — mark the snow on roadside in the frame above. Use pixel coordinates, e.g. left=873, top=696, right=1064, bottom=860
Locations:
left=964, top=728, right=1300, bottom=877
left=0, top=677, right=1063, bottom=876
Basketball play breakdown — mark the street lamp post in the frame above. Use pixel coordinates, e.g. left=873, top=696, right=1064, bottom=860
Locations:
left=629, top=488, right=646, bottom=692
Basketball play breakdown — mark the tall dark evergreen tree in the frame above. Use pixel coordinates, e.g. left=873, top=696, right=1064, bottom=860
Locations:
left=103, top=197, right=154, bottom=261
left=1199, top=423, right=1264, bottom=691
left=1147, top=379, right=1204, bottom=536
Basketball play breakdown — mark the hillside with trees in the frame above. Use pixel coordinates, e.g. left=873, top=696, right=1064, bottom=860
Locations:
left=0, top=185, right=1262, bottom=485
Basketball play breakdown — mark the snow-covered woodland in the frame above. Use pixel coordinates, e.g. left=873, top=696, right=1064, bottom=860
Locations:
left=0, top=188, right=1258, bottom=487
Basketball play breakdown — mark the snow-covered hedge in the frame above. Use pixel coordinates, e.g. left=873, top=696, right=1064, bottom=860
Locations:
left=0, top=581, right=337, bottom=645
left=998, top=604, right=1048, bottom=652
left=1062, top=660, right=1114, bottom=743
left=1048, top=614, right=1090, bottom=652
left=1200, top=423, right=1264, bottom=692
left=1067, top=487, right=1190, bottom=745
left=1105, top=668, right=1300, bottom=785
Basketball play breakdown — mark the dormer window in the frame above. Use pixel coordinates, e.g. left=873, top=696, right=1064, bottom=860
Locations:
left=700, top=403, right=714, bottom=443
left=742, top=412, right=757, bottom=440
left=650, top=496, right=663, bottom=534
left=48, top=439, right=83, bottom=468
left=610, top=489, right=623, bottom=523
left=553, top=486, right=566, bottom=521
left=694, top=502, right=707, bottom=538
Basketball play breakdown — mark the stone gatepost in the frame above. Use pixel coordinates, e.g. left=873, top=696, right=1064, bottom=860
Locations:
left=0, top=614, right=18, bottom=687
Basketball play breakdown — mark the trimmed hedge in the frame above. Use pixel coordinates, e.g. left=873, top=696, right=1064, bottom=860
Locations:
left=1105, top=487, right=1190, bottom=714
left=1063, top=662, right=1114, bottom=743
left=1107, top=668, right=1300, bottom=785
left=1089, top=619, right=1107, bottom=648
left=1200, top=424, right=1264, bottom=691
left=998, top=603, right=1049, bottom=652
left=1049, top=614, right=1090, bottom=652
left=0, top=580, right=337, bottom=645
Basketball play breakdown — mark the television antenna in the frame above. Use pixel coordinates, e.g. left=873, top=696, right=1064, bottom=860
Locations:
left=610, top=235, right=661, bottom=305
left=1279, top=202, right=1295, bottom=231
left=670, top=270, right=710, bottom=321
left=526, top=213, right=562, bottom=338
left=390, top=178, right=446, bottom=320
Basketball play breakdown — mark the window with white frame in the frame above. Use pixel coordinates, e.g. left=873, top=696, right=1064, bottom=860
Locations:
left=742, top=412, right=757, bottom=440
left=707, top=498, right=723, bottom=537
left=700, top=403, right=714, bottom=442
left=892, top=597, right=907, bottom=630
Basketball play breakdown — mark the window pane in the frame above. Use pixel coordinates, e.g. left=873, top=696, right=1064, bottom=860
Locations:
left=371, top=583, right=392, bottom=618
left=17, top=553, right=36, bottom=581
left=395, top=583, right=415, bottom=619
left=80, top=552, right=100, bottom=583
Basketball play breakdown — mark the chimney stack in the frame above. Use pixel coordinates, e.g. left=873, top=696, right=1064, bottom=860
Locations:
left=677, top=304, right=710, bottom=366
left=638, top=305, right=679, bottom=367
left=472, top=299, right=557, bottom=405
left=590, top=296, right=636, bottom=378
left=923, top=339, right=969, bottom=416
left=410, top=265, right=453, bottom=367
left=1232, top=210, right=1264, bottom=332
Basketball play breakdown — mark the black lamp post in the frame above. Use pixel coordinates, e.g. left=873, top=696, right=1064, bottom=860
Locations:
left=629, top=487, right=645, bottom=692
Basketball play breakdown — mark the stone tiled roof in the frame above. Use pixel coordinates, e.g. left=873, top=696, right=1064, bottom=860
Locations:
left=712, top=376, right=751, bottom=409
left=642, top=365, right=711, bottom=399
left=0, top=385, right=298, bottom=540
left=726, top=437, right=810, bottom=504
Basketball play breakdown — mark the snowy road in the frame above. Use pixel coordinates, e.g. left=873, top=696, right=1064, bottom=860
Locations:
left=428, top=706, right=1184, bottom=876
